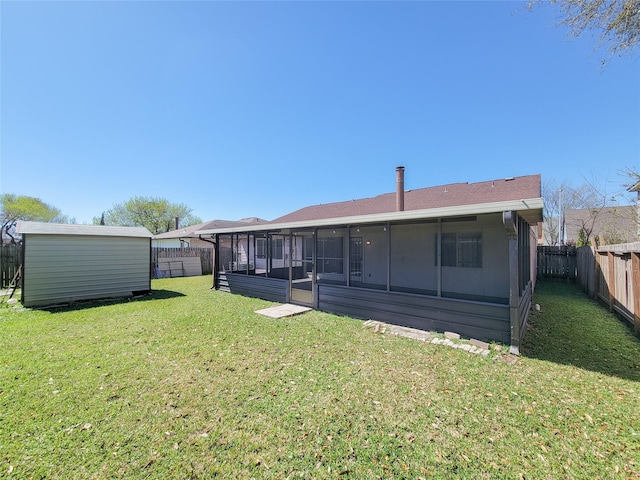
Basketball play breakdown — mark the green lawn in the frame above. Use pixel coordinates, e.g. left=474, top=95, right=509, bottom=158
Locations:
left=1, top=276, right=638, bottom=479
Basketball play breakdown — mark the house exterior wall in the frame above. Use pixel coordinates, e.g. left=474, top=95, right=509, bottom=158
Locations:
left=390, top=223, right=438, bottom=293
left=317, top=284, right=510, bottom=343
left=440, top=214, right=509, bottom=303
left=22, top=234, right=151, bottom=307
left=214, top=212, right=534, bottom=346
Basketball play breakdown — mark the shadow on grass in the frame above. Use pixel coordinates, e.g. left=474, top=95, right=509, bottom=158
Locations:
left=38, top=289, right=186, bottom=313
left=521, top=280, right=640, bottom=383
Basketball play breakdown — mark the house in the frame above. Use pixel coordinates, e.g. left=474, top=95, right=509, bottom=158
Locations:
left=152, top=218, right=267, bottom=248
left=16, top=221, right=152, bottom=307
left=564, top=205, right=637, bottom=245
left=197, top=168, right=543, bottom=354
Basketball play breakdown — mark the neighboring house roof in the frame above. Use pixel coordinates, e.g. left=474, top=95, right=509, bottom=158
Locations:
left=564, top=206, right=637, bottom=244
left=153, top=218, right=267, bottom=240
left=198, top=174, right=543, bottom=235
left=16, top=221, right=152, bottom=238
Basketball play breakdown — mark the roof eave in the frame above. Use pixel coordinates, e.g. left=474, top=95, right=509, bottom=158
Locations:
left=196, top=198, right=544, bottom=235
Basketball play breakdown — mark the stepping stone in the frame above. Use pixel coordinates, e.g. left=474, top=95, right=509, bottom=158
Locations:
left=255, top=304, right=312, bottom=319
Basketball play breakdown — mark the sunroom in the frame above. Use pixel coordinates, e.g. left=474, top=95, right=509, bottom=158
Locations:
left=197, top=182, right=542, bottom=355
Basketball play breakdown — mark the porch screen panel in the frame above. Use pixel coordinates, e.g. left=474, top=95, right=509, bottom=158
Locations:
left=318, top=238, right=343, bottom=274
left=267, top=235, right=288, bottom=279
left=218, top=235, right=233, bottom=272
left=390, top=223, right=438, bottom=295
left=316, top=228, right=346, bottom=285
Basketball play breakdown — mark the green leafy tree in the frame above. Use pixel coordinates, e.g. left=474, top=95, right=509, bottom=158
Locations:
left=94, top=196, right=202, bottom=234
left=528, top=0, right=640, bottom=58
left=0, top=194, right=69, bottom=244
left=576, top=228, right=591, bottom=247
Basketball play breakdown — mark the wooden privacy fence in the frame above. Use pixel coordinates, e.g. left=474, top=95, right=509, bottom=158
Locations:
left=537, top=246, right=577, bottom=280
left=577, top=243, right=640, bottom=335
left=151, top=247, right=213, bottom=278
left=0, top=244, right=21, bottom=289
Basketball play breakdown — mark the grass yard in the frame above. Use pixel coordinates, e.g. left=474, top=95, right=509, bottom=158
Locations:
left=1, top=277, right=639, bottom=479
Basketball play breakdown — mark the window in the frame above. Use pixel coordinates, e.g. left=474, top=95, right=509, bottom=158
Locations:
left=440, top=232, right=482, bottom=268
left=271, top=238, right=283, bottom=260
left=256, top=238, right=266, bottom=259
left=317, top=237, right=343, bottom=274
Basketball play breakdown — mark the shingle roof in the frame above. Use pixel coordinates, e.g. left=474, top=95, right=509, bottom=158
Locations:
left=564, top=206, right=637, bottom=244
left=272, top=174, right=541, bottom=224
left=152, top=218, right=267, bottom=239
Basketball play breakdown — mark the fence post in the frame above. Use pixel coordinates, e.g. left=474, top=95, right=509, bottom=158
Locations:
left=607, top=252, right=615, bottom=312
left=632, top=252, right=640, bottom=336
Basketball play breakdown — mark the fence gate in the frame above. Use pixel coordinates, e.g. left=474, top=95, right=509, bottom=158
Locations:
left=537, top=246, right=577, bottom=280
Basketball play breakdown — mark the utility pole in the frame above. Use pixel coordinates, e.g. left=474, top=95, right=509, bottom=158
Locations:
left=559, top=187, right=564, bottom=246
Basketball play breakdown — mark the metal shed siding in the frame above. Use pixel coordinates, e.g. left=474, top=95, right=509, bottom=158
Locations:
left=22, top=234, right=151, bottom=307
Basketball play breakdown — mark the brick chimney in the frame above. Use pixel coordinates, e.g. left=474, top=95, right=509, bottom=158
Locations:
left=396, top=166, right=405, bottom=212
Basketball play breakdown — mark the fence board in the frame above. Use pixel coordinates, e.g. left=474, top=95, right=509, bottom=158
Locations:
left=0, top=244, right=21, bottom=288
left=151, top=247, right=213, bottom=278
left=575, top=242, right=640, bottom=334
left=537, top=246, right=577, bottom=280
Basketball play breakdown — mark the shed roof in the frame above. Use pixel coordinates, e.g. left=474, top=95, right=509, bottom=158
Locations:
left=16, top=221, right=152, bottom=238
left=197, top=174, right=543, bottom=235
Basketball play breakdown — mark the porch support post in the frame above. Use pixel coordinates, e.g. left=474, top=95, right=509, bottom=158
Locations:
left=246, top=234, right=250, bottom=275
left=607, top=251, right=615, bottom=312
left=437, top=219, right=442, bottom=297
left=213, top=234, right=220, bottom=289
left=313, top=228, right=318, bottom=309
left=503, top=211, right=520, bottom=355
left=252, top=234, right=256, bottom=274
left=288, top=232, right=293, bottom=303
left=346, top=226, right=351, bottom=287
left=230, top=234, right=234, bottom=273
left=266, top=232, right=271, bottom=278
left=386, top=222, right=391, bottom=291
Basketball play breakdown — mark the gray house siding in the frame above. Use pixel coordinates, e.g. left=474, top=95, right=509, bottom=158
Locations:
left=219, top=272, right=288, bottom=303
left=22, top=234, right=151, bottom=307
left=317, top=284, right=510, bottom=343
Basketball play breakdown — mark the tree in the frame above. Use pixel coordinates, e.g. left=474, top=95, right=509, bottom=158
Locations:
left=542, top=177, right=609, bottom=245
left=528, top=0, right=640, bottom=58
left=94, top=196, right=202, bottom=234
left=576, top=227, right=590, bottom=247
left=0, top=194, right=69, bottom=244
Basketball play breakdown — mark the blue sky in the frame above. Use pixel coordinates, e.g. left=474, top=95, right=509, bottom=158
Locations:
left=1, top=1, right=638, bottom=224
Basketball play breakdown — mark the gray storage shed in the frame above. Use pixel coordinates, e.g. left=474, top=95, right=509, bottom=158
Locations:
left=16, top=221, right=152, bottom=307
